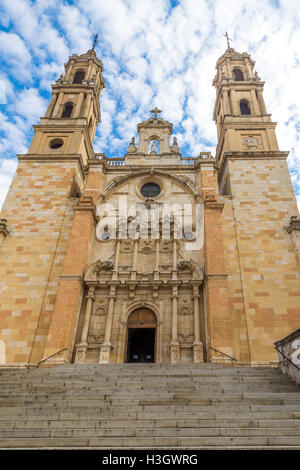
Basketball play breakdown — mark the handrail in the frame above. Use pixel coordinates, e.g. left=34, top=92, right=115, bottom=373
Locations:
left=209, top=346, right=237, bottom=362
left=274, top=344, right=300, bottom=371
left=26, top=348, right=68, bottom=369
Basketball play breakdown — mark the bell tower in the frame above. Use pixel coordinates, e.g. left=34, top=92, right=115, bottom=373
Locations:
left=28, top=49, right=105, bottom=163
left=213, top=47, right=279, bottom=170
left=212, top=46, right=300, bottom=363
left=0, top=48, right=106, bottom=365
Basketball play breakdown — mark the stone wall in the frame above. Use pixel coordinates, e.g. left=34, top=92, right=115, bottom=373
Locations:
left=0, top=158, right=83, bottom=364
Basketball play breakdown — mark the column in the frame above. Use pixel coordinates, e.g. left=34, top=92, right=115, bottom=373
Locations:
left=81, top=93, right=92, bottom=117
left=169, top=285, right=180, bottom=363
left=257, top=89, right=267, bottom=114
left=172, top=238, right=177, bottom=280
left=230, top=90, right=239, bottom=115
left=223, top=89, right=230, bottom=115
left=73, top=92, right=85, bottom=118
left=251, top=89, right=260, bottom=115
left=52, top=92, right=64, bottom=117
left=154, top=239, right=160, bottom=280
left=131, top=238, right=138, bottom=280
left=112, top=239, right=120, bottom=280
left=75, top=286, right=95, bottom=363
left=99, top=285, right=116, bottom=363
left=45, top=93, right=58, bottom=118
left=192, top=283, right=204, bottom=363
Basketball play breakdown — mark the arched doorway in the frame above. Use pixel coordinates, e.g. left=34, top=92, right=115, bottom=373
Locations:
left=126, top=308, right=157, bottom=363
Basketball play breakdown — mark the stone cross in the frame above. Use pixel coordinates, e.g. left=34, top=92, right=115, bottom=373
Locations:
left=150, top=107, right=162, bottom=119
left=223, top=32, right=232, bottom=49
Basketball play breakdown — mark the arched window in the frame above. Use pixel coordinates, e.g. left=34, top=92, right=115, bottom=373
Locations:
left=240, top=99, right=251, bottom=115
left=233, top=68, right=244, bottom=81
left=73, top=70, right=85, bottom=84
left=62, top=102, right=74, bottom=118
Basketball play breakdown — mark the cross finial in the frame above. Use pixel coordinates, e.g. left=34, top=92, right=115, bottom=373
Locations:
left=223, top=32, right=232, bottom=49
left=150, top=107, right=162, bottom=119
left=92, top=33, right=99, bottom=51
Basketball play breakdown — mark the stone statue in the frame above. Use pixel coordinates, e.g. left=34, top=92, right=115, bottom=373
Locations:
left=150, top=141, right=157, bottom=154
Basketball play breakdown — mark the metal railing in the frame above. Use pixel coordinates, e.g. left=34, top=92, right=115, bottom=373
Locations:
left=274, top=344, right=300, bottom=371
left=26, top=348, right=68, bottom=369
left=209, top=346, right=237, bottom=362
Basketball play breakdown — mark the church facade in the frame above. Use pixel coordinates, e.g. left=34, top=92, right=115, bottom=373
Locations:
left=0, top=47, right=299, bottom=367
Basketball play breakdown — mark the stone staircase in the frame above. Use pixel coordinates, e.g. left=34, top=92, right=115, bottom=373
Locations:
left=0, top=363, right=300, bottom=449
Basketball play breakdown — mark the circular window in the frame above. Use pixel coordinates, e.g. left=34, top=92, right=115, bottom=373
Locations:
left=49, top=138, right=64, bottom=149
left=140, top=182, right=161, bottom=198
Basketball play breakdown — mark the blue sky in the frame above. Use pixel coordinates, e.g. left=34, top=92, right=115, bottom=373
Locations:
left=0, top=0, right=300, bottom=208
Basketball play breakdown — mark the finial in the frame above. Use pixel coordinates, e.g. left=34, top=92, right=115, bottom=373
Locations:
left=92, top=33, right=99, bottom=51
left=150, top=107, right=162, bottom=119
left=223, top=32, right=232, bottom=49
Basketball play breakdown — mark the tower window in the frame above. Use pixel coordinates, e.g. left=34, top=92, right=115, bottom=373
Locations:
left=62, top=102, right=74, bottom=118
left=73, top=70, right=85, bottom=84
left=233, top=68, right=244, bottom=81
left=240, top=99, right=251, bottom=115
left=49, top=138, right=64, bottom=149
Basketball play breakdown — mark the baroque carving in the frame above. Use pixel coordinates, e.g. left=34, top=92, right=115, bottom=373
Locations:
left=95, top=260, right=114, bottom=275
left=120, top=239, right=134, bottom=253
left=242, top=136, right=263, bottom=149
left=127, top=137, right=137, bottom=154
left=160, top=240, right=172, bottom=253
left=139, top=240, right=155, bottom=255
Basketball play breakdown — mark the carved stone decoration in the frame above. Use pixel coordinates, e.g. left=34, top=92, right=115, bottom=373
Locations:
left=160, top=240, right=172, bottom=253
left=139, top=240, right=155, bottom=255
left=120, top=239, right=134, bottom=253
left=254, top=71, right=261, bottom=81
left=127, top=137, right=137, bottom=154
left=179, top=305, right=192, bottom=316
left=177, top=259, right=202, bottom=278
left=143, top=198, right=156, bottom=209
left=287, top=216, right=300, bottom=233
left=193, top=342, right=204, bottom=363
left=177, top=260, right=191, bottom=271
left=171, top=136, right=180, bottom=154
left=95, top=260, right=114, bottom=275
left=119, top=265, right=130, bottom=271
left=150, top=141, right=157, bottom=155
left=242, top=136, right=263, bottom=149
left=170, top=343, right=180, bottom=363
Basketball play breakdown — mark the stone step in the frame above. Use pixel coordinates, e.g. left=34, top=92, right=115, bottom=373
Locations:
left=1, top=435, right=299, bottom=448
left=1, top=418, right=300, bottom=430
left=1, top=426, right=300, bottom=439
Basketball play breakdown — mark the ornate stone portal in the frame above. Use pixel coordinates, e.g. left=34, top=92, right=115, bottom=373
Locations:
left=72, top=110, right=206, bottom=364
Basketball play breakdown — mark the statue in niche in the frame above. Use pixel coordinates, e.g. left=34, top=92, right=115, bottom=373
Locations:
left=150, top=141, right=158, bottom=155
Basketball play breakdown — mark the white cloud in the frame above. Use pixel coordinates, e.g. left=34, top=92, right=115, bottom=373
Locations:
left=0, top=158, right=18, bottom=208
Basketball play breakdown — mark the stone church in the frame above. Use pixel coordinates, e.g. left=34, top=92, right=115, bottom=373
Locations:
left=0, top=46, right=299, bottom=368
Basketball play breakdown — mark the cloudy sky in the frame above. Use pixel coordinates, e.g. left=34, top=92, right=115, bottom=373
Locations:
left=0, top=0, right=300, bottom=209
